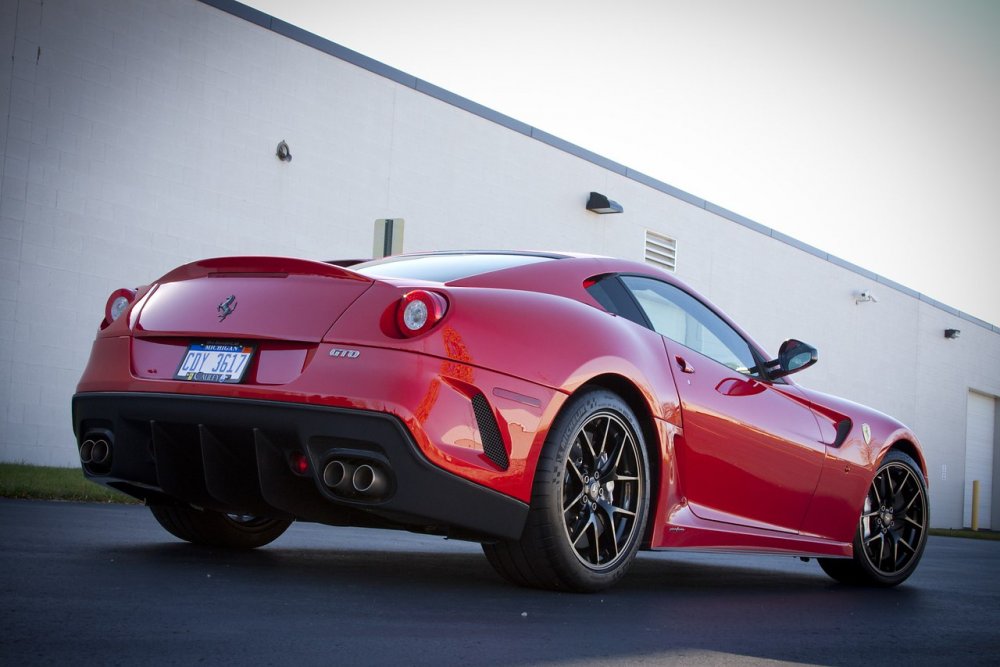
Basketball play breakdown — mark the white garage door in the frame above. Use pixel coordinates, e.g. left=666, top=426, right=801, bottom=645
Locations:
left=963, top=392, right=996, bottom=529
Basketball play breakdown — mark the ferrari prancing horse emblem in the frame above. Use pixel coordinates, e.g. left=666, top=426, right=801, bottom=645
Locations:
left=217, top=294, right=237, bottom=322
left=862, top=423, right=871, bottom=445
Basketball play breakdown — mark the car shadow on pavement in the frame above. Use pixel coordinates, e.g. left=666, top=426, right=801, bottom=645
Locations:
left=101, top=537, right=923, bottom=602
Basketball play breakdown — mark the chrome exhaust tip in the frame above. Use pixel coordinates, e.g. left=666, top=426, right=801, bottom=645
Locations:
left=322, top=460, right=356, bottom=495
left=79, top=439, right=95, bottom=464
left=352, top=463, right=387, bottom=498
left=90, top=439, right=111, bottom=465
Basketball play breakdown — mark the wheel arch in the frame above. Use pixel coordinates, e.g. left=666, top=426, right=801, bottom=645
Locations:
left=574, top=373, right=662, bottom=548
left=884, top=438, right=928, bottom=481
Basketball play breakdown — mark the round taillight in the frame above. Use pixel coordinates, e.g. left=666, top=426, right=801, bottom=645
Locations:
left=403, top=299, right=428, bottom=330
left=397, top=290, right=447, bottom=337
left=104, top=288, right=137, bottom=324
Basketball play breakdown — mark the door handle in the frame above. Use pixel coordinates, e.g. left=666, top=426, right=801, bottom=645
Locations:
left=674, top=355, right=695, bottom=374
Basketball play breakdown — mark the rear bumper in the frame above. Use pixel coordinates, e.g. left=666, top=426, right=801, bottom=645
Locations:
left=72, top=392, right=528, bottom=540
left=77, top=336, right=560, bottom=503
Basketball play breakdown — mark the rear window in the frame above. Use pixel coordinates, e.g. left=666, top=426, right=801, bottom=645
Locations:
left=352, top=253, right=555, bottom=283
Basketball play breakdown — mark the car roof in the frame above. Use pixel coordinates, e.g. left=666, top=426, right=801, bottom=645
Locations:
left=346, top=250, right=669, bottom=286
left=339, top=249, right=771, bottom=363
left=347, top=250, right=569, bottom=283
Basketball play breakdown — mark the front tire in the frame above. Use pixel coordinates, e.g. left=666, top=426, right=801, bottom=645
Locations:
left=819, top=450, right=929, bottom=586
left=483, top=389, right=650, bottom=592
left=150, top=505, right=292, bottom=549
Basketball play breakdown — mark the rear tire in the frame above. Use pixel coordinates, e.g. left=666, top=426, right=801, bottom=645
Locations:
left=150, top=505, right=291, bottom=549
left=483, top=389, right=650, bottom=592
left=819, top=450, right=928, bottom=586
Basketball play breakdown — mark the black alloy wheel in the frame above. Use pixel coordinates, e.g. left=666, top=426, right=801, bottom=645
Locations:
left=482, top=389, right=650, bottom=592
left=561, top=409, right=644, bottom=570
left=820, top=450, right=928, bottom=586
left=150, top=504, right=292, bottom=549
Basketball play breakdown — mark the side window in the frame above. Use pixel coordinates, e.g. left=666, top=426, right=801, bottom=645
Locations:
left=584, top=274, right=648, bottom=327
left=621, top=276, right=759, bottom=376
left=584, top=276, right=618, bottom=312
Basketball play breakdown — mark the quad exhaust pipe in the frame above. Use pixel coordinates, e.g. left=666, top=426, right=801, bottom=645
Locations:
left=79, top=436, right=113, bottom=473
left=352, top=464, right=388, bottom=497
left=322, top=459, right=389, bottom=499
left=79, top=438, right=112, bottom=464
left=322, top=460, right=356, bottom=495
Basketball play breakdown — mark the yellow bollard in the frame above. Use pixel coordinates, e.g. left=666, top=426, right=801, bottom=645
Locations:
left=971, top=480, right=980, bottom=531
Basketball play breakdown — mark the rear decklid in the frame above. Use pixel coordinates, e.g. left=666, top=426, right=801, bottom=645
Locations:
left=135, top=257, right=373, bottom=342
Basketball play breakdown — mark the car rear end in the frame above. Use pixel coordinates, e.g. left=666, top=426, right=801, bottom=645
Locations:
left=72, top=254, right=567, bottom=541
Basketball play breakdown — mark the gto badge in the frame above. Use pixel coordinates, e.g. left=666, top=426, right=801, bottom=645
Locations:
left=217, top=294, right=237, bottom=322
left=862, top=423, right=872, bottom=445
left=329, top=348, right=360, bottom=359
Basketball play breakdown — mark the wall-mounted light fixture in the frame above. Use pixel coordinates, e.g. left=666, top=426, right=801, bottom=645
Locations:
left=276, top=140, right=292, bottom=162
left=586, top=192, right=623, bottom=214
left=855, top=290, right=877, bottom=304
left=944, top=328, right=961, bottom=339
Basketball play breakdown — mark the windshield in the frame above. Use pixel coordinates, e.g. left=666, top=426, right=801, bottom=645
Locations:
left=352, top=253, right=556, bottom=283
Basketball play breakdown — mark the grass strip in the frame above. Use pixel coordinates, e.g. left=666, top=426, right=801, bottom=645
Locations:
left=928, top=528, right=1000, bottom=541
left=0, top=463, right=140, bottom=504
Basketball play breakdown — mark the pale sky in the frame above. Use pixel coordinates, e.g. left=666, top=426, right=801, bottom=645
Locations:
left=244, top=0, right=999, bottom=327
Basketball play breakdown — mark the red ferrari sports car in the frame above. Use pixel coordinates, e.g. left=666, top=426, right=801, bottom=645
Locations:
left=73, top=251, right=929, bottom=591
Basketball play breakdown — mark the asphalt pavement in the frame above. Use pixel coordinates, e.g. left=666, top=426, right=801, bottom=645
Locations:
left=1, top=499, right=998, bottom=666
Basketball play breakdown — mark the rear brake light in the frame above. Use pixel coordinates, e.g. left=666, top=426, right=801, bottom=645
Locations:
left=397, top=290, right=447, bottom=337
left=104, top=288, right=137, bottom=325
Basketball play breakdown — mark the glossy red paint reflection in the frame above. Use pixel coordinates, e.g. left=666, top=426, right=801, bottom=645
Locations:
left=75, top=251, right=927, bottom=562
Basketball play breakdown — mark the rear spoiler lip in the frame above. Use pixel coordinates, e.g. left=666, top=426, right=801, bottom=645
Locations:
left=155, top=256, right=374, bottom=284
left=324, top=258, right=371, bottom=268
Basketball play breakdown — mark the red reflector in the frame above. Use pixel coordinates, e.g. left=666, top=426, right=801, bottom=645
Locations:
left=289, top=451, right=309, bottom=475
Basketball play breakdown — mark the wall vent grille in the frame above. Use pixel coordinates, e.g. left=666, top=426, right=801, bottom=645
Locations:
left=644, top=230, right=677, bottom=272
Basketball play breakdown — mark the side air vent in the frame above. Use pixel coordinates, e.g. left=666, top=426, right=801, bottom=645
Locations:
left=471, top=393, right=509, bottom=470
left=645, top=230, right=677, bottom=272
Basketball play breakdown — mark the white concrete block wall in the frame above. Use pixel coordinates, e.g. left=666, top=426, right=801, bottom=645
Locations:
left=2, top=0, right=28, bottom=464
left=386, top=87, right=617, bottom=254
left=1, top=0, right=998, bottom=527
left=916, top=307, right=1000, bottom=527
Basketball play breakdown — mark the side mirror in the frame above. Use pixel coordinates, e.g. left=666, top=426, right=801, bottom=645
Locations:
left=769, top=339, right=818, bottom=379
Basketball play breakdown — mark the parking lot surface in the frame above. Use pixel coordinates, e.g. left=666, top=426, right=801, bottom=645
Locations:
left=1, top=499, right=998, bottom=665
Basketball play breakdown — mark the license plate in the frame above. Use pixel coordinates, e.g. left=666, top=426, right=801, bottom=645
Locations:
left=175, top=343, right=254, bottom=384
